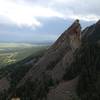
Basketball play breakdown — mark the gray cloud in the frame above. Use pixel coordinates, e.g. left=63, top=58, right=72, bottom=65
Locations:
left=27, top=0, right=100, bottom=21
left=0, top=0, right=99, bottom=42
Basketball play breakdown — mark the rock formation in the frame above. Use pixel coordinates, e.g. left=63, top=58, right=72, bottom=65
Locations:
left=8, top=20, right=82, bottom=100
left=0, top=19, right=100, bottom=100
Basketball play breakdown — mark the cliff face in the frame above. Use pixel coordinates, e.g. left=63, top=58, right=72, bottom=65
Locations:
left=17, top=20, right=81, bottom=86
left=2, top=20, right=100, bottom=100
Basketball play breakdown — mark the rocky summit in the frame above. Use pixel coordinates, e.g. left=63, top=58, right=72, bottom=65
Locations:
left=0, top=20, right=100, bottom=100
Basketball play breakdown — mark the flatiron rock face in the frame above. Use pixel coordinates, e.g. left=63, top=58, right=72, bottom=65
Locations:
left=6, top=20, right=100, bottom=100
left=7, top=20, right=82, bottom=100
left=17, top=20, right=82, bottom=87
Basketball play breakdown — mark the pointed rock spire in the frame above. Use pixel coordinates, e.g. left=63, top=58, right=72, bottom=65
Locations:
left=51, top=19, right=81, bottom=50
left=68, top=19, right=81, bottom=37
left=67, top=19, right=81, bottom=50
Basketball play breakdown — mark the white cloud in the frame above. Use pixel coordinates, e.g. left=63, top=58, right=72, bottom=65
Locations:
left=63, top=13, right=100, bottom=22
left=71, top=14, right=100, bottom=22
left=49, top=0, right=100, bottom=21
left=0, top=0, right=100, bottom=29
left=0, top=0, right=64, bottom=28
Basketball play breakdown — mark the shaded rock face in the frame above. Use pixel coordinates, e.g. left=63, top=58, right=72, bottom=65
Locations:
left=6, top=20, right=100, bottom=100
left=63, top=21, right=100, bottom=100
left=82, top=20, right=100, bottom=43
left=77, top=44, right=100, bottom=100
left=77, top=21, right=100, bottom=100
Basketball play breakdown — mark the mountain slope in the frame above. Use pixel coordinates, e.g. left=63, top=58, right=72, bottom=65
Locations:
left=18, top=19, right=81, bottom=85
left=0, top=49, right=46, bottom=99
left=1, top=20, right=100, bottom=100
left=8, top=20, right=81, bottom=100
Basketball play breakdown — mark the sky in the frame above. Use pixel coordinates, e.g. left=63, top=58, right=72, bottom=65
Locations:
left=0, top=0, right=100, bottom=43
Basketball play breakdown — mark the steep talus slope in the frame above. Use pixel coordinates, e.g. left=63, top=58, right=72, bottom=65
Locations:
left=6, top=20, right=100, bottom=100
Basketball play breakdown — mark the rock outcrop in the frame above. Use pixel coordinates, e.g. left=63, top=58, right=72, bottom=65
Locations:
left=17, top=19, right=81, bottom=86
left=8, top=20, right=81, bottom=100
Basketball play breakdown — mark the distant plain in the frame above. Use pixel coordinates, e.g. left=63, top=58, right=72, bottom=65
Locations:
left=0, top=43, right=49, bottom=68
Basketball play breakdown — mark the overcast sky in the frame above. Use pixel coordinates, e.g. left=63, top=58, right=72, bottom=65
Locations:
left=0, top=0, right=100, bottom=42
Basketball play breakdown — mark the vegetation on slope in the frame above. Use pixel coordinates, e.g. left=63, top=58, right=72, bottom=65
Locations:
left=0, top=46, right=48, bottom=99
